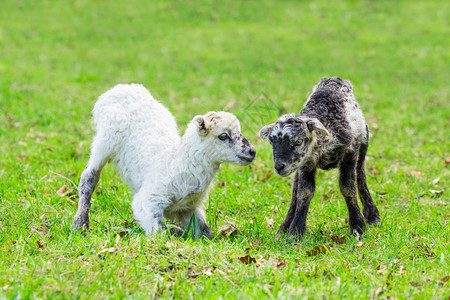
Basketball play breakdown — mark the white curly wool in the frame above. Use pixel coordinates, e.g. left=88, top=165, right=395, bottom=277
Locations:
left=72, top=84, right=255, bottom=237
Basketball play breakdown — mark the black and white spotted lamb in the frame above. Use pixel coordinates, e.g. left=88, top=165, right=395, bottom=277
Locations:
left=259, top=77, right=381, bottom=241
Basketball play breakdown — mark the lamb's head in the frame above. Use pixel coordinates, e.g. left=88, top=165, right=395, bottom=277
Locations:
left=188, top=111, right=256, bottom=166
left=259, top=113, right=329, bottom=176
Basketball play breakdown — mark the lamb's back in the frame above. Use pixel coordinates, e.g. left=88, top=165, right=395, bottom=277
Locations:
left=301, top=77, right=367, bottom=145
left=94, top=84, right=177, bottom=135
left=93, top=84, right=180, bottom=191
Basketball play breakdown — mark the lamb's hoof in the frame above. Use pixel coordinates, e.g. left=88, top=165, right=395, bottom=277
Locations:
left=71, top=217, right=89, bottom=231
left=349, top=213, right=366, bottom=240
left=276, top=225, right=289, bottom=239
left=202, top=231, right=213, bottom=240
left=350, top=223, right=366, bottom=240
left=365, top=215, right=382, bottom=226
left=363, top=206, right=381, bottom=225
left=168, top=225, right=184, bottom=238
left=286, top=230, right=304, bottom=245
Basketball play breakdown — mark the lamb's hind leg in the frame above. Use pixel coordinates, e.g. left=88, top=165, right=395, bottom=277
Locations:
left=71, top=133, right=112, bottom=230
left=339, top=152, right=366, bottom=239
left=357, top=142, right=381, bottom=225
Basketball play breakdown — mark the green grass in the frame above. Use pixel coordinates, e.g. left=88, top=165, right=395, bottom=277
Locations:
left=1, top=0, right=449, bottom=298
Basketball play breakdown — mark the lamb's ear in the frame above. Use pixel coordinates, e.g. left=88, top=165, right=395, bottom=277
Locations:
left=259, top=124, right=274, bottom=140
left=193, top=115, right=210, bottom=136
left=306, top=119, right=329, bottom=136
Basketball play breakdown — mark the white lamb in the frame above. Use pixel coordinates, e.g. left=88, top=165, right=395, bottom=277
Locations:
left=71, top=84, right=256, bottom=238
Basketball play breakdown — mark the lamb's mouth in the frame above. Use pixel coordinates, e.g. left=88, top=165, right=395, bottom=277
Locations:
left=275, top=168, right=293, bottom=177
left=237, top=155, right=255, bottom=163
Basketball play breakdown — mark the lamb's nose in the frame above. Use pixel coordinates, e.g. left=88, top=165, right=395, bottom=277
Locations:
left=249, top=147, right=256, bottom=157
left=274, top=162, right=286, bottom=172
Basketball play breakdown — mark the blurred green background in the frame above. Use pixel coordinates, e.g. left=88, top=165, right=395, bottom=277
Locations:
left=0, top=0, right=449, bottom=298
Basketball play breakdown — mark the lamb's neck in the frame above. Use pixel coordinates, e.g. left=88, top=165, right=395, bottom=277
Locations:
left=172, top=136, right=220, bottom=191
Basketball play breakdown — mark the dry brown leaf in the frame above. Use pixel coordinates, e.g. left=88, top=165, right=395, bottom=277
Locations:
left=378, top=192, right=388, bottom=197
left=218, top=224, right=239, bottom=236
left=445, top=158, right=450, bottom=168
left=128, top=247, right=137, bottom=256
left=388, top=259, right=399, bottom=268
left=269, top=258, right=288, bottom=270
left=255, top=256, right=268, bottom=267
left=112, top=227, right=131, bottom=237
left=261, top=173, right=273, bottom=183
left=306, top=245, right=329, bottom=257
left=376, top=264, right=387, bottom=275
left=371, top=167, right=380, bottom=175
left=405, top=128, right=415, bottom=135
left=355, top=242, right=364, bottom=248
left=224, top=100, right=237, bottom=110
left=410, top=170, right=422, bottom=178
left=429, top=189, right=444, bottom=196
left=98, top=247, right=118, bottom=255
left=439, top=275, right=450, bottom=286
left=216, top=269, right=226, bottom=275
left=331, top=235, right=346, bottom=245
left=31, top=223, right=51, bottom=237
left=432, top=177, right=440, bottom=186
left=232, top=181, right=241, bottom=189
left=265, top=217, right=274, bottom=229
left=321, top=194, right=330, bottom=201
left=203, top=267, right=214, bottom=276
left=186, top=267, right=200, bottom=278
left=374, top=286, right=384, bottom=298
left=15, top=155, right=27, bottom=161
left=217, top=180, right=226, bottom=187
left=36, top=240, right=45, bottom=249
left=417, top=243, right=435, bottom=257
left=252, top=238, right=261, bottom=247
left=121, top=220, right=135, bottom=227
left=420, top=197, right=447, bottom=206
left=57, top=185, right=72, bottom=197
left=238, top=254, right=257, bottom=264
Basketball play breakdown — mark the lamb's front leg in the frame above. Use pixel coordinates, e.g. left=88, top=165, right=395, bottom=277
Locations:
left=178, top=207, right=212, bottom=239
left=195, top=208, right=213, bottom=239
left=288, top=167, right=316, bottom=242
left=277, top=171, right=300, bottom=236
left=132, top=191, right=168, bottom=234
left=339, top=152, right=366, bottom=238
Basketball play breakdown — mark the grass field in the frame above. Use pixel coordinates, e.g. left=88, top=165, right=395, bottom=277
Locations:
left=1, top=0, right=449, bottom=298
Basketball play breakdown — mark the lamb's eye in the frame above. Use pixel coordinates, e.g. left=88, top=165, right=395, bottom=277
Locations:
left=293, top=140, right=303, bottom=146
left=218, top=133, right=228, bottom=141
